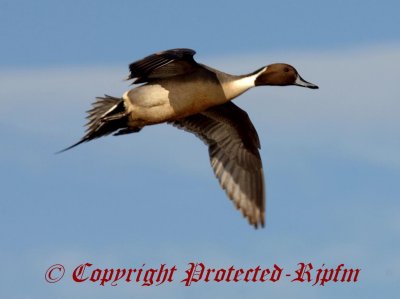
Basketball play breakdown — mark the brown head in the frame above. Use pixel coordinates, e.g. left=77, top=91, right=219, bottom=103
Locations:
left=254, top=63, right=318, bottom=89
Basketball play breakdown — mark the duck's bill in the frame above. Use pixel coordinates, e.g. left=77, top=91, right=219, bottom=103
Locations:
left=295, top=75, right=319, bottom=89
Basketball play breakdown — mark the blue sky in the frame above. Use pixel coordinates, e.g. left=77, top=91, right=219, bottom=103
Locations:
left=1, top=1, right=400, bottom=298
left=1, top=0, right=399, bottom=67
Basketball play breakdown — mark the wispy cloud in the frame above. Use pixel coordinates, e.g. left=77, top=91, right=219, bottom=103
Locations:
left=2, top=45, right=399, bottom=168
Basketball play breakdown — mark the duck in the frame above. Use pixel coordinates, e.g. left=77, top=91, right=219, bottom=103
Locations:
left=61, top=48, right=318, bottom=228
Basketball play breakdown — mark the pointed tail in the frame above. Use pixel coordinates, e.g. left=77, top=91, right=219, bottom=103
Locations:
left=58, top=95, right=137, bottom=153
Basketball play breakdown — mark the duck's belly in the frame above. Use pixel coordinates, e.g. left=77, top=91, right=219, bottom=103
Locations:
left=123, top=78, right=228, bottom=124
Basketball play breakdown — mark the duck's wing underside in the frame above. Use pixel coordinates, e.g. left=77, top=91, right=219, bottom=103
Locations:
left=127, top=48, right=199, bottom=84
left=170, top=101, right=265, bottom=228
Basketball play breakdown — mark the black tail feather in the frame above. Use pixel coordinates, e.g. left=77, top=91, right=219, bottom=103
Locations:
left=57, top=95, right=132, bottom=153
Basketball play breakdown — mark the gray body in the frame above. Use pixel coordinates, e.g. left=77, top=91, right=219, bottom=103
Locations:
left=123, top=64, right=258, bottom=127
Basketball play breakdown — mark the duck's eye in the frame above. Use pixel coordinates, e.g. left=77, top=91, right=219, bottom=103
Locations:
left=284, top=67, right=290, bottom=73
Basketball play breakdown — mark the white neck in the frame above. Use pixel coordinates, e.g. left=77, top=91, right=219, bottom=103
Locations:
left=222, top=67, right=267, bottom=100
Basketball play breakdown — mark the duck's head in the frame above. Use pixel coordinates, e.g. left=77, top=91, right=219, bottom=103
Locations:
left=254, top=63, right=318, bottom=89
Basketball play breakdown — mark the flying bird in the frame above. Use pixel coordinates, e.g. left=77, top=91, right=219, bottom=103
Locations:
left=62, top=48, right=318, bottom=228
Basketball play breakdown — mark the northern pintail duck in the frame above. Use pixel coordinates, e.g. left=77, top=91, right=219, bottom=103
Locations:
left=62, top=48, right=318, bottom=228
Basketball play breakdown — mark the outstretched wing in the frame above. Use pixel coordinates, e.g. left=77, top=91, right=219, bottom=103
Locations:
left=170, top=102, right=265, bottom=228
left=127, top=48, right=199, bottom=84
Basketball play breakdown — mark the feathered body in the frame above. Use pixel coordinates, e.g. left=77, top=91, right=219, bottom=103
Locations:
left=62, top=48, right=318, bottom=228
